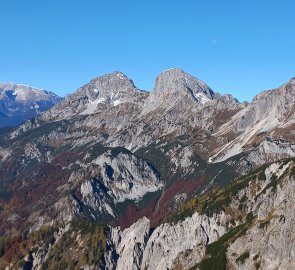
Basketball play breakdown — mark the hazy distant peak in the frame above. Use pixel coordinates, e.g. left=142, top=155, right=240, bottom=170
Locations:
left=0, top=82, right=62, bottom=127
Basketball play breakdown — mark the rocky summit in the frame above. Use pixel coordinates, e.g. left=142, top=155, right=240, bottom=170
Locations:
left=0, top=68, right=295, bottom=269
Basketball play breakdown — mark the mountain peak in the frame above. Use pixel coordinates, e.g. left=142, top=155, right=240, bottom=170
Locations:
left=0, top=82, right=62, bottom=127
left=156, top=68, right=194, bottom=84
left=42, top=71, right=147, bottom=118
left=158, top=67, right=187, bottom=76
left=87, top=71, right=136, bottom=92
left=153, top=68, right=215, bottom=105
left=288, top=76, right=295, bottom=85
left=82, top=71, right=141, bottom=101
left=0, top=82, right=60, bottom=102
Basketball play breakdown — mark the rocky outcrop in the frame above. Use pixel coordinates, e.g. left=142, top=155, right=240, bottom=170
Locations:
left=101, top=158, right=295, bottom=270
left=105, top=217, right=151, bottom=270
left=104, top=211, right=229, bottom=270
left=73, top=151, right=163, bottom=218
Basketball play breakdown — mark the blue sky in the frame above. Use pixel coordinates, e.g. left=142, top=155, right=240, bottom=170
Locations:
left=1, top=0, right=295, bottom=102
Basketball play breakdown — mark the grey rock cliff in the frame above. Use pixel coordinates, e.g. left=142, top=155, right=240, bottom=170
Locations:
left=102, top=159, right=295, bottom=270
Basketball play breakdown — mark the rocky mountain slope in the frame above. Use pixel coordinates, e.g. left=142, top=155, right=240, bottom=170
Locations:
left=103, top=157, right=295, bottom=270
left=0, top=69, right=294, bottom=269
left=209, top=77, right=295, bottom=164
left=0, top=82, right=62, bottom=128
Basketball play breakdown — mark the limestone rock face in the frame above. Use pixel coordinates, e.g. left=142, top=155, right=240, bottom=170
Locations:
left=104, top=211, right=229, bottom=270
left=40, top=71, right=147, bottom=121
left=73, top=150, right=163, bottom=219
left=141, top=212, right=228, bottom=270
left=148, top=68, right=215, bottom=110
left=49, top=150, right=163, bottom=224
left=105, top=217, right=151, bottom=270
left=225, top=160, right=295, bottom=270
left=209, top=77, right=295, bottom=164
left=102, top=159, right=295, bottom=270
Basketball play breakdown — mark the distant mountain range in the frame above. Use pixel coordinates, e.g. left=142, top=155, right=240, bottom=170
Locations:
left=0, top=82, right=62, bottom=128
left=0, top=69, right=295, bottom=269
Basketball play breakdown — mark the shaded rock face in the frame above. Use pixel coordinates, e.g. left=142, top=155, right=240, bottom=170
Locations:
left=0, top=82, right=62, bottom=127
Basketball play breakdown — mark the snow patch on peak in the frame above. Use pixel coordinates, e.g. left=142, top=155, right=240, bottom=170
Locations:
left=80, top=97, right=106, bottom=115
left=113, top=99, right=122, bottom=106
left=0, top=82, right=60, bottom=102
left=194, top=92, right=212, bottom=105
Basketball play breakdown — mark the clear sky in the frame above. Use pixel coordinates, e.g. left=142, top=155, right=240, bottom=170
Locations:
left=1, top=0, right=295, bottom=102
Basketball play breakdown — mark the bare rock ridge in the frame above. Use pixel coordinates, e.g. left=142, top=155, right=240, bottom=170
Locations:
left=104, top=158, right=295, bottom=270
left=22, top=68, right=295, bottom=126
left=209, top=75, right=295, bottom=163
left=41, top=68, right=218, bottom=121
left=41, top=71, right=146, bottom=120
left=10, top=68, right=295, bottom=168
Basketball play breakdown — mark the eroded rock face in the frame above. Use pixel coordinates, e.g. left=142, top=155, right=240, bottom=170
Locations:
left=104, top=211, right=229, bottom=270
left=209, top=77, right=295, bottom=164
left=225, top=161, right=295, bottom=270
left=142, top=212, right=229, bottom=270
left=105, top=217, right=151, bottom=270
left=72, top=151, right=163, bottom=218
left=48, top=150, right=163, bottom=225
left=100, top=159, right=295, bottom=270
